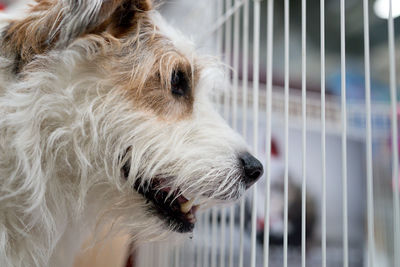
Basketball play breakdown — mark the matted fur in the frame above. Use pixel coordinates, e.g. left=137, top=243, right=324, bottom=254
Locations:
left=0, top=1, right=253, bottom=266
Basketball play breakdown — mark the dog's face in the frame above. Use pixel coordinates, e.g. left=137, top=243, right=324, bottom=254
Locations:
left=2, top=0, right=262, bottom=237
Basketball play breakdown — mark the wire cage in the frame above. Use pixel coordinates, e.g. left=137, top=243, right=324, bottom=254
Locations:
left=134, top=0, right=400, bottom=266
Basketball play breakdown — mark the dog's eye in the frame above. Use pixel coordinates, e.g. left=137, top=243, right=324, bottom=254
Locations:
left=171, top=70, right=189, bottom=97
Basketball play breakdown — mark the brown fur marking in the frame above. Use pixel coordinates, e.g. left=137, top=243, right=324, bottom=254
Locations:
left=2, top=0, right=152, bottom=71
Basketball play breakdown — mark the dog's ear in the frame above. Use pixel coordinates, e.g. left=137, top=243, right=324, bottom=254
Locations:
left=2, top=0, right=153, bottom=71
left=96, top=0, right=153, bottom=37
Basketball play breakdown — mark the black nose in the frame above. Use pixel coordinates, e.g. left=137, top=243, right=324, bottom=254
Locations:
left=239, top=152, right=263, bottom=188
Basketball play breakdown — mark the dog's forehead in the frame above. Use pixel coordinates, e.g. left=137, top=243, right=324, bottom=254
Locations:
left=150, top=12, right=196, bottom=59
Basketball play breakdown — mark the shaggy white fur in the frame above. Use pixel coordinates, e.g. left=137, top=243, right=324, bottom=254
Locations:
left=0, top=1, right=261, bottom=266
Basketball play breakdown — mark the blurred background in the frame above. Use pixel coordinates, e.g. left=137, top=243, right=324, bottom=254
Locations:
left=1, top=0, right=399, bottom=266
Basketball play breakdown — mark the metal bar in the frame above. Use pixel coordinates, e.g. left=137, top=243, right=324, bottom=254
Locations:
left=141, top=244, right=149, bottom=267
left=301, top=0, right=307, bottom=266
left=224, top=0, right=232, bottom=120
left=320, top=0, right=327, bottom=266
left=162, top=244, right=168, bottom=267
left=164, top=244, right=170, bottom=267
left=232, top=0, right=240, bottom=131
left=220, top=3, right=232, bottom=265
left=175, top=245, right=180, bottom=267
left=211, top=1, right=224, bottom=266
left=203, top=210, right=210, bottom=267
left=228, top=205, right=234, bottom=267
left=250, top=1, right=261, bottom=267
left=283, top=0, right=290, bottom=264
left=190, top=238, right=196, bottom=267
left=229, top=1, right=241, bottom=266
left=241, top=0, right=249, bottom=141
left=388, top=0, right=400, bottom=265
left=239, top=198, right=245, bottom=267
left=152, top=244, right=156, bottom=267
left=239, top=1, right=249, bottom=265
left=340, top=0, right=349, bottom=266
left=200, top=0, right=246, bottom=42
left=264, top=0, right=274, bottom=265
left=220, top=208, right=227, bottom=267
left=216, top=0, right=224, bottom=112
left=196, top=214, right=203, bottom=267
left=211, top=207, right=218, bottom=267
left=160, top=245, right=164, bottom=266
left=217, top=0, right=224, bottom=59
left=362, top=0, right=375, bottom=265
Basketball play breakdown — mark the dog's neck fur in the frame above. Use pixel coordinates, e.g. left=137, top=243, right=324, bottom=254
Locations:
left=0, top=54, right=94, bottom=266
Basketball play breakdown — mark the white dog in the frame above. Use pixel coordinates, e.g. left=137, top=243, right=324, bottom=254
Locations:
left=0, top=1, right=263, bottom=266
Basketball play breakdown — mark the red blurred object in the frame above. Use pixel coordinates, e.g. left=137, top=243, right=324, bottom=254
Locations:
left=257, top=217, right=264, bottom=231
left=0, top=3, right=5, bottom=11
left=271, top=138, right=279, bottom=157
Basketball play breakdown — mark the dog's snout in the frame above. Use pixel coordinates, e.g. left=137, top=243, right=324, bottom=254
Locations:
left=239, top=152, right=263, bottom=188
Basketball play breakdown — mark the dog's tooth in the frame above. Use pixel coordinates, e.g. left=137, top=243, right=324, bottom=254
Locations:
left=180, top=198, right=195, bottom=213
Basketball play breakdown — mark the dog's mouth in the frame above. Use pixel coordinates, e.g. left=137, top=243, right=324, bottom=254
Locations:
left=121, top=153, right=199, bottom=233
left=132, top=178, right=199, bottom=233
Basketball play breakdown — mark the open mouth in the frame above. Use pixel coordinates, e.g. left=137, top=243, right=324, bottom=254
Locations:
left=133, top=177, right=200, bottom=233
left=121, top=153, right=199, bottom=233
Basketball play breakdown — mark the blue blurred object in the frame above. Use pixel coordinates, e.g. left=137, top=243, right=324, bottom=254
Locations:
left=327, top=69, right=395, bottom=102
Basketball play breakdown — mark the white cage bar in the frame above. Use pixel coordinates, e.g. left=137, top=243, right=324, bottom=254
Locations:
left=263, top=0, right=274, bottom=265
left=239, top=1, right=249, bottom=267
left=388, top=1, right=400, bottom=267
left=363, top=0, right=376, bottom=265
left=283, top=0, right=290, bottom=266
left=250, top=1, right=261, bottom=267
left=340, top=1, right=349, bottom=267
left=301, top=0, right=307, bottom=265
left=320, top=0, right=327, bottom=266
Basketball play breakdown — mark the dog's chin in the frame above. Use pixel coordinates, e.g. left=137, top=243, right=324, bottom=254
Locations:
left=133, top=178, right=199, bottom=233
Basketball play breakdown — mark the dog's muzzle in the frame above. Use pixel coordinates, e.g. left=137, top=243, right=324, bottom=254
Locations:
left=121, top=151, right=263, bottom=234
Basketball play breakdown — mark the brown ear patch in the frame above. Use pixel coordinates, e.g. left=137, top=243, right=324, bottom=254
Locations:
left=2, top=0, right=60, bottom=72
left=134, top=0, right=153, bottom=11
left=91, top=0, right=153, bottom=36
left=1, top=0, right=153, bottom=72
left=101, top=0, right=153, bottom=37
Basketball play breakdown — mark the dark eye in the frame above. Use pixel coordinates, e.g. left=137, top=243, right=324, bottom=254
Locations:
left=171, top=70, right=189, bottom=97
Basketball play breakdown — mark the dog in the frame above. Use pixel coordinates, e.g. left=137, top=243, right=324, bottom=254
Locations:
left=0, top=1, right=263, bottom=266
